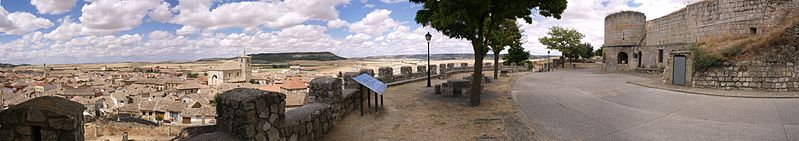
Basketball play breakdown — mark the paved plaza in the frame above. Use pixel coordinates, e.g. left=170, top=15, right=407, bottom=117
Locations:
left=511, top=69, right=799, bottom=141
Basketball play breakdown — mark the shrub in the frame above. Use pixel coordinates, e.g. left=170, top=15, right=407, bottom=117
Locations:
left=692, top=47, right=723, bottom=73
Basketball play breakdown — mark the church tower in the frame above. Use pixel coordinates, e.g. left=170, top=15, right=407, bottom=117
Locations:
left=238, top=53, right=252, bottom=82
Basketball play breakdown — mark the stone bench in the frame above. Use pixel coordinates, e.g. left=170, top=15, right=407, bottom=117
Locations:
left=462, top=75, right=491, bottom=83
left=447, top=79, right=470, bottom=96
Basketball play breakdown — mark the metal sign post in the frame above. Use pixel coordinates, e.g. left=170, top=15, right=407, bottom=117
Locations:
left=353, top=74, right=387, bottom=115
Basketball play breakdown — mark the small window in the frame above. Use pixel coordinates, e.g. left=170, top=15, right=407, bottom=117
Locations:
left=750, top=27, right=757, bottom=35
left=658, top=49, right=664, bottom=63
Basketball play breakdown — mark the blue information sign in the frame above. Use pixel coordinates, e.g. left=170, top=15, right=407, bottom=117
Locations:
left=352, top=74, right=387, bottom=95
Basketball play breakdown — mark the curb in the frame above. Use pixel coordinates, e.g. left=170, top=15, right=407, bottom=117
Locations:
left=627, top=81, right=799, bottom=99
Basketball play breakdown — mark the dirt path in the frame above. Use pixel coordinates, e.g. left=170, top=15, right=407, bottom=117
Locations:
left=323, top=71, right=534, bottom=141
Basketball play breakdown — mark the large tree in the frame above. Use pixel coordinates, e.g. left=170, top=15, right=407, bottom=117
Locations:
left=539, top=26, right=584, bottom=63
left=488, top=20, right=522, bottom=79
left=412, top=0, right=567, bottom=106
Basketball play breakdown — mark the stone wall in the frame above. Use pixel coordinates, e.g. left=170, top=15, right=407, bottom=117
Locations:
left=215, top=88, right=286, bottom=140
left=603, top=0, right=799, bottom=71
left=378, top=67, right=393, bottom=82
left=0, top=96, right=86, bottom=141
left=691, top=61, right=799, bottom=91
left=604, top=11, right=647, bottom=47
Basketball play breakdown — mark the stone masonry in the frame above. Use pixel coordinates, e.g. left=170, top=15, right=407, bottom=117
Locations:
left=0, top=96, right=86, bottom=141
left=215, top=88, right=286, bottom=141
left=378, top=67, right=393, bottom=82
left=691, top=61, right=799, bottom=91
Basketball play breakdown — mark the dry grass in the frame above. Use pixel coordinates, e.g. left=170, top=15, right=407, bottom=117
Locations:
left=697, top=16, right=799, bottom=61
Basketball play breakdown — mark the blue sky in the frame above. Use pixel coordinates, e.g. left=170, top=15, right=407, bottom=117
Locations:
left=0, top=0, right=696, bottom=64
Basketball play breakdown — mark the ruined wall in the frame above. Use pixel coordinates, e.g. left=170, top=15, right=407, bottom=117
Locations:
left=691, top=61, right=799, bottom=91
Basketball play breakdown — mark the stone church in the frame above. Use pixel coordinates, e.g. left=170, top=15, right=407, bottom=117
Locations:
left=602, top=0, right=799, bottom=72
left=207, top=55, right=252, bottom=86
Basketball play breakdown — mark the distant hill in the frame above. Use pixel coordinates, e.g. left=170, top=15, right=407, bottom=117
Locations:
left=198, top=52, right=346, bottom=63
left=358, top=53, right=556, bottom=60
left=0, top=63, right=30, bottom=68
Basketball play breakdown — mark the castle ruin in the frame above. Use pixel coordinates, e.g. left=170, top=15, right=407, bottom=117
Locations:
left=602, top=0, right=799, bottom=71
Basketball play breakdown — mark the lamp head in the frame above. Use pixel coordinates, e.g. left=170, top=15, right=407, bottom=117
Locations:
left=425, top=32, right=432, bottom=41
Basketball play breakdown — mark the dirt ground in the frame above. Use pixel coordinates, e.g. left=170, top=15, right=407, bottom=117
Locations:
left=323, top=71, right=534, bottom=141
left=84, top=122, right=183, bottom=141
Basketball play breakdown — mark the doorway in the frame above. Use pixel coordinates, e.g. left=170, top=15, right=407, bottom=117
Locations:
left=673, top=55, right=687, bottom=86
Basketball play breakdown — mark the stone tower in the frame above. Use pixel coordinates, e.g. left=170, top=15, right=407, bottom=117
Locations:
left=238, top=54, right=252, bottom=82
left=602, top=11, right=646, bottom=71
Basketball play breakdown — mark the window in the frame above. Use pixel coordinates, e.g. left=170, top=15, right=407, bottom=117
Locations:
left=658, top=49, right=664, bottom=63
left=750, top=27, right=757, bottom=35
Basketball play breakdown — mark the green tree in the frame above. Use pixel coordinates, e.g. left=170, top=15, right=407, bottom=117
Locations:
left=489, top=20, right=522, bottom=79
left=539, top=26, right=584, bottom=63
left=577, top=42, right=594, bottom=60
left=503, top=44, right=530, bottom=66
left=412, top=0, right=567, bottom=106
left=594, top=48, right=603, bottom=56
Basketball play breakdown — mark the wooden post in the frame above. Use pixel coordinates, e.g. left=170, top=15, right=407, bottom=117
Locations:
left=374, top=91, right=379, bottom=112
left=367, top=87, right=371, bottom=108
left=380, top=93, right=383, bottom=108
left=360, top=85, right=364, bottom=116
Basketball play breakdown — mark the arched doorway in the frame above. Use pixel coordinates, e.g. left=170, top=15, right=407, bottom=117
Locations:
left=211, top=75, right=218, bottom=85
left=617, top=52, right=628, bottom=64
left=638, top=51, right=643, bottom=68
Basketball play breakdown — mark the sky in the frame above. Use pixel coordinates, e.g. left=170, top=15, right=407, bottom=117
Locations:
left=0, top=0, right=699, bottom=64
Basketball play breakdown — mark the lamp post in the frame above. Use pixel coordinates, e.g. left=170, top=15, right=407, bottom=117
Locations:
left=426, top=32, right=432, bottom=87
left=547, top=50, right=551, bottom=72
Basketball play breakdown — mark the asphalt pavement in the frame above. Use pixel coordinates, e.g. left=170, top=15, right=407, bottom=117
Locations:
left=511, top=69, right=799, bottom=141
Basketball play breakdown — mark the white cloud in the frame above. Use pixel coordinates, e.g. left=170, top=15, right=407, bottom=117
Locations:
left=79, top=0, right=162, bottom=32
left=0, top=10, right=54, bottom=35
left=348, top=9, right=400, bottom=36
left=149, top=2, right=173, bottom=22
left=30, top=0, right=77, bottom=15
left=171, top=0, right=350, bottom=30
left=379, top=0, right=405, bottom=4
left=176, top=25, right=200, bottom=35
left=327, top=19, right=348, bottom=28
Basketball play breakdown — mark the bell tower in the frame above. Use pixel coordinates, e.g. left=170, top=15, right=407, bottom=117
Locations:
left=239, top=51, right=251, bottom=82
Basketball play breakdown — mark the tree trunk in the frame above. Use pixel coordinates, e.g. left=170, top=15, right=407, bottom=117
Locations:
left=470, top=53, right=484, bottom=106
left=493, top=50, right=500, bottom=79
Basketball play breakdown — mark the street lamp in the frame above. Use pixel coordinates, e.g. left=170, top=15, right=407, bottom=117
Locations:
left=547, top=50, right=551, bottom=72
left=426, top=32, right=432, bottom=87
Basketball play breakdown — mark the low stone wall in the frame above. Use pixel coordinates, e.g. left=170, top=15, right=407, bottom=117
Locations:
left=691, top=61, right=799, bottom=91
left=0, top=96, right=86, bottom=141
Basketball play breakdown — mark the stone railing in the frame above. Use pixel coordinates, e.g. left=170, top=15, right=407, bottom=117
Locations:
left=364, top=63, right=527, bottom=86
left=691, top=61, right=799, bottom=91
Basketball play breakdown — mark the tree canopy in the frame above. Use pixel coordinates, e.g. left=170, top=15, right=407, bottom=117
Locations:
left=489, top=20, right=522, bottom=79
left=412, top=0, right=567, bottom=106
left=503, top=44, right=530, bottom=65
left=539, top=26, right=587, bottom=61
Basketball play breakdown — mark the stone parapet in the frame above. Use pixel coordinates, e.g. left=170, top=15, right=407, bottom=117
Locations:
left=215, top=88, right=285, bottom=141
left=0, top=96, right=86, bottom=141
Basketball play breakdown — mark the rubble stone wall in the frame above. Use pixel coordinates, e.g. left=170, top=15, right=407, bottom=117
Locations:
left=0, top=96, right=86, bottom=141
left=691, top=61, right=799, bottom=91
